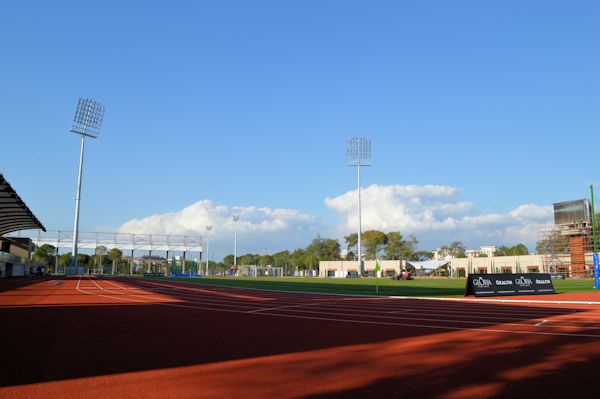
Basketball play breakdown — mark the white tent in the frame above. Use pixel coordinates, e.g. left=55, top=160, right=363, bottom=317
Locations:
left=405, top=260, right=450, bottom=271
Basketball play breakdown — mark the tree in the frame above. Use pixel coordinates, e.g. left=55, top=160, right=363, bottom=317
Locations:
left=238, top=253, right=258, bottom=266
left=33, top=244, right=56, bottom=267
left=384, top=232, right=417, bottom=260
left=258, top=255, right=274, bottom=266
left=272, top=250, right=291, bottom=274
left=362, top=230, right=388, bottom=260
left=437, top=241, right=466, bottom=258
left=272, top=250, right=290, bottom=267
left=450, top=241, right=466, bottom=258
left=107, top=248, right=123, bottom=275
left=344, top=233, right=358, bottom=260
left=290, top=248, right=308, bottom=271
left=59, top=252, right=72, bottom=267
left=495, top=245, right=511, bottom=257
left=223, top=254, right=234, bottom=266
left=496, top=243, right=530, bottom=256
left=306, top=235, right=341, bottom=261
left=215, top=262, right=227, bottom=275
left=94, top=246, right=108, bottom=269
left=77, top=254, right=91, bottom=267
left=303, top=253, right=319, bottom=271
left=511, top=243, right=529, bottom=256
left=412, top=251, right=433, bottom=261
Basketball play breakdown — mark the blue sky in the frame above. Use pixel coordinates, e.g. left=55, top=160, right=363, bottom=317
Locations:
left=2, top=1, right=598, bottom=258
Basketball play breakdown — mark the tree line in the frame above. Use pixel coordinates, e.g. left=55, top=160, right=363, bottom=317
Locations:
left=32, top=226, right=573, bottom=274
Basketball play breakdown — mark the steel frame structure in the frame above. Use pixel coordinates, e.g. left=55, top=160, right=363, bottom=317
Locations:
left=9, top=230, right=202, bottom=254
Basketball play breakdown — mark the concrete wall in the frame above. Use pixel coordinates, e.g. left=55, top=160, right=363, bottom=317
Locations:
left=450, top=255, right=546, bottom=276
left=318, top=260, right=403, bottom=277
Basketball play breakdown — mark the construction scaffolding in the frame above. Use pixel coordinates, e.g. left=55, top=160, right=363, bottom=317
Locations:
left=537, top=222, right=598, bottom=278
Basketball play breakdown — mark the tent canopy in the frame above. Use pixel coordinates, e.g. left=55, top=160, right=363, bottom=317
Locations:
left=405, top=260, right=449, bottom=271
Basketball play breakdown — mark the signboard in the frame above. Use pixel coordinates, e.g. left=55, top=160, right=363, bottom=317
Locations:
left=553, top=199, right=591, bottom=225
left=465, top=273, right=555, bottom=297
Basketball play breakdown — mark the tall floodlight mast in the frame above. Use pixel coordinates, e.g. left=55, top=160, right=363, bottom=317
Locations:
left=69, top=98, right=105, bottom=272
left=346, top=138, right=371, bottom=276
left=205, top=225, right=212, bottom=276
left=233, top=215, right=240, bottom=269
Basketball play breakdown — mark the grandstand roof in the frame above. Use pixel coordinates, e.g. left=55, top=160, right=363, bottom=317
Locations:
left=0, top=173, right=46, bottom=236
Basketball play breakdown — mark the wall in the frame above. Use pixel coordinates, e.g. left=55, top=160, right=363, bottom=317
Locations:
left=318, top=260, right=402, bottom=277
left=450, top=255, right=545, bottom=275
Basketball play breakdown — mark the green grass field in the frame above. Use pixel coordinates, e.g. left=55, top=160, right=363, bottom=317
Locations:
left=146, top=276, right=598, bottom=297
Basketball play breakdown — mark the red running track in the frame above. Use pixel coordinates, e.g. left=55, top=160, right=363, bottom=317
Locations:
left=3, top=276, right=600, bottom=398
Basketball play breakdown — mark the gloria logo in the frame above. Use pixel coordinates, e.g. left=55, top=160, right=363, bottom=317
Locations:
left=472, top=276, right=492, bottom=287
left=515, top=276, right=533, bottom=286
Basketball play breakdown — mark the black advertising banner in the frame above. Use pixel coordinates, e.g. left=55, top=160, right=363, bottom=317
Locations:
left=465, top=273, right=556, bottom=297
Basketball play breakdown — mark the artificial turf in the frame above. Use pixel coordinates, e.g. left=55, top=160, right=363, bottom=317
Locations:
left=144, top=276, right=598, bottom=297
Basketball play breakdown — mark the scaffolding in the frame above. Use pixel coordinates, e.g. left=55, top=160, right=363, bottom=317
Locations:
left=537, top=223, right=597, bottom=278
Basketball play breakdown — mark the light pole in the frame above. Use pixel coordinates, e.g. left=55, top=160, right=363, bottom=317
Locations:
left=69, top=98, right=105, bottom=273
left=346, top=138, right=371, bottom=276
left=233, top=215, right=240, bottom=271
left=591, top=185, right=599, bottom=289
left=205, top=225, right=212, bottom=276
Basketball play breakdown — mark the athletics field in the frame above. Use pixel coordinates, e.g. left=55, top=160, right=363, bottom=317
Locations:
left=3, top=275, right=600, bottom=399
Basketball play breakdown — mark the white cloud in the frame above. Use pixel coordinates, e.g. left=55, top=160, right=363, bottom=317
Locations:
left=118, top=200, right=322, bottom=257
left=325, top=184, right=553, bottom=250
left=116, top=184, right=554, bottom=258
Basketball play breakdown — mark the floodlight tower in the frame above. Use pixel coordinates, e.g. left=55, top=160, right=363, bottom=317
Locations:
left=205, top=225, right=212, bottom=276
left=233, top=215, right=240, bottom=268
left=69, top=98, right=105, bottom=271
left=346, top=138, right=371, bottom=276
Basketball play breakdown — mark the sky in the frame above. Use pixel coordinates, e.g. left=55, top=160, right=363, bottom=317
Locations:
left=1, top=0, right=599, bottom=259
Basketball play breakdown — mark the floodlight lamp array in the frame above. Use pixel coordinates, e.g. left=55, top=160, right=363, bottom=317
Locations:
left=70, top=98, right=105, bottom=138
left=346, top=137, right=372, bottom=166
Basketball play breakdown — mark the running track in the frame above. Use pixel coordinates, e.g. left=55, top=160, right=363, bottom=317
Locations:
left=3, top=276, right=600, bottom=398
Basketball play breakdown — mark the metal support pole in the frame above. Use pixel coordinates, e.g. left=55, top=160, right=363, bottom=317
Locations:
left=357, top=157, right=363, bottom=276
left=233, top=216, right=239, bottom=271
left=591, top=184, right=599, bottom=289
left=205, top=225, right=212, bottom=276
left=71, top=134, right=86, bottom=271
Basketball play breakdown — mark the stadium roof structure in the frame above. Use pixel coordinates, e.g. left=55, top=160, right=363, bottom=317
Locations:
left=0, top=173, right=46, bottom=236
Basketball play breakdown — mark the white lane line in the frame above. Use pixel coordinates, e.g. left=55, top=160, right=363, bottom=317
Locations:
left=122, top=280, right=600, bottom=326
left=73, top=280, right=600, bottom=339
left=100, top=279, right=131, bottom=290
left=100, top=281, right=600, bottom=331
left=255, top=307, right=600, bottom=331
left=262, top=312, right=600, bottom=339
left=246, top=302, right=326, bottom=314
left=123, top=277, right=600, bottom=305
left=295, top=300, right=600, bottom=323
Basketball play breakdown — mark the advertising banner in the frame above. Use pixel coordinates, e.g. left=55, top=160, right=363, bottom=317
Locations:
left=465, top=273, right=555, bottom=297
left=594, top=253, right=599, bottom=289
